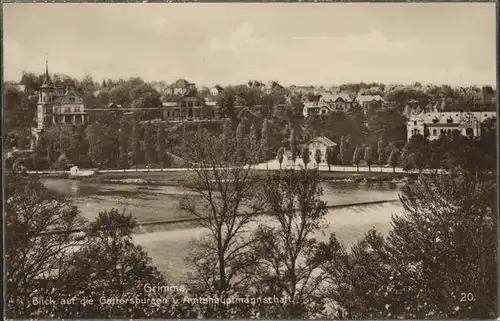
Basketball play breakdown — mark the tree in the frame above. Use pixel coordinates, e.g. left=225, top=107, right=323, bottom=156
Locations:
left=314, top=149, right=322, bottom=168
left=388, top=146, right=400, bottom=173
left=5, top=172, right=85, bottom=317
left=301, top=146, right=310, bottom=169
left=367, top=106, right=407, bottom=147
left=131, top=120, right=142, bottom=166
left=85, top=120, right=119, bottom=169
left=61, top=209, right=182, bottom=318
left=377, top=137, right=385, bottom=165
left=179, top=129, right=265, bottom=318
left=290, top=129, right=297, bottom=164
left=222, top=118, right=233, bottom=151
left=320, top=169, right=496, bottom=318
left=364, top=146, right=375, bottom=172
left=157, top=123, right=166, bottom=167
left=144, top=122, right=155, bottom=165
left=400, top=134, right=429, bottom=172
left=261, top=119, right=270, bottom=168
left=217, top=87, right=238, bottom=122
left=249, top=169, right=329, bottom=318
left=118, top=121, right=129, bottom=168
left=353, top=145, right=362, bottom=172
left=236, top=119, right=247, bottom=142
left=325, top=146, right=338, bottom=172
left=250, top=124, right=259, bottom=147
left=339, top=136, right=347, bottom=165
left=392, top=170, right=496, bottom=317
left=277, top=146, right=285, bottom=170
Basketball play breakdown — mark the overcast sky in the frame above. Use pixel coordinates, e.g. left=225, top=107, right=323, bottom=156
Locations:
left=3, top=3, right=496, bottom=87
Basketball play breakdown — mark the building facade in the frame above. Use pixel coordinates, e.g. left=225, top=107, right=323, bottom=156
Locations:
left=31, top=61, right=88, bottom=148
left=307, top=136, right=337, bottom=164
left=319, top=93, right=355, bottom=112
left=406, top=111, right=496, bottom=141
left=166, top=79, right=197, bottom=96
left=210, top=85, right=223, bottom=96
left=302, top=101, right=331, bottom=118
left=356, top=94, right=384, bottom=115
left=162, top=96, right=219, bottom=121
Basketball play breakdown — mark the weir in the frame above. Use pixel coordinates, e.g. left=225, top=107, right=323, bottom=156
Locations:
left=30, top=199, right=401, bottom=237
left=134, top=200, right=404, bottom=281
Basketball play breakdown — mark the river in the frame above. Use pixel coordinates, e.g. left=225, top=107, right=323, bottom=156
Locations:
left=42, top=178, right=405, bottom=282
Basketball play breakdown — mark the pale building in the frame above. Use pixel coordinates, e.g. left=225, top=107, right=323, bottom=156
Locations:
left=406, top=111, right=496, bottom=141
left=307, top=136, right=337, bottom=164
left=302, top=101, right=331, bottom=118
left=210, top=85, right=224, bottom=96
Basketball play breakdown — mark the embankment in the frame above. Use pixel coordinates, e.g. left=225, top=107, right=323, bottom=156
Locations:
left=72, top=170, right=413, bottom=186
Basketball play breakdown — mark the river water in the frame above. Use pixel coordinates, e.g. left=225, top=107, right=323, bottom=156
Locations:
left=43, top=178, right=405, bottom=281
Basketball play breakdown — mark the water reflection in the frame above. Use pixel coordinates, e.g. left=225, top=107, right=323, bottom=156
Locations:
left=42, top=179, right=99, bottom=197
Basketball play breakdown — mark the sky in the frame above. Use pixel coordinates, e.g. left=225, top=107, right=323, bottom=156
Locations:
left=3, top=3, right=497, bottom=87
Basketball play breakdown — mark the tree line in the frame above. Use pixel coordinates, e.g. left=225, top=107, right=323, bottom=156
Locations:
left=4, top=73, right=496, bottom=173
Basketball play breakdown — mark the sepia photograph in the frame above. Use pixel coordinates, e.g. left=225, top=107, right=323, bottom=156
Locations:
left=2, top=2, right=498, bottom=319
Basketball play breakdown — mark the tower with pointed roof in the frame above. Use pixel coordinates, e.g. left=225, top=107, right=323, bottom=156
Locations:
left=31, top=60, right=89, bottom=149
left=37, top=59, right=55, bottom=130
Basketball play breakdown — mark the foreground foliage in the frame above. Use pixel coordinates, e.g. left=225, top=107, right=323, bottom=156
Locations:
left=319, top=169, right=497, bottom=318
left=5, top=162, right=497, bottom=318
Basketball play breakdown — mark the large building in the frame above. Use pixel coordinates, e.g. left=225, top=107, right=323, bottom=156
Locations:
left=162, top=96, right=219, bottom=121
left=302, top=92, right=357, bottom=117
left=406, top=110, right=496, bottom=141
left=31, top=61, right=89, bottom=148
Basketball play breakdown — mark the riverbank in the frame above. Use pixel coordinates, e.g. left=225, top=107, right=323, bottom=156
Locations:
left=68, top=169, right=413, bottom=186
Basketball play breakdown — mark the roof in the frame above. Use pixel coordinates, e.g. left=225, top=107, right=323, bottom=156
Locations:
left=212, top=85, right=224, bottom=91
left=321, top=92, right=352, bottom=102
left=308, top=136, right=337, bottom=147
left=268, top=81, right=284, bottom=89
left=162, top=102, right=178, bottom=107
left=169, top=79, right=190, bottom=89
left=357, top=94, right=384, bottom=103
left=107, top=102, right=123, bottom=108
left=409, top=111, right=496, bottom=124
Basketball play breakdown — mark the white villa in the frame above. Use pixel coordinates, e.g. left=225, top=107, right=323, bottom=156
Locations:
left=406, top=111, right=496, bottom=141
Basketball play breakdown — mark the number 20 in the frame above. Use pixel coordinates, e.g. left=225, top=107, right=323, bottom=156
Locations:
left=460, top=292, right=474, bottom=302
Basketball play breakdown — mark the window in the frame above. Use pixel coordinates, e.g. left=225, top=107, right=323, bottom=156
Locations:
left=433, top=129, right=437, bottom=136
left=42, top=96, right=46, bottom=102
left=414, top=121, right=417, bottom=125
